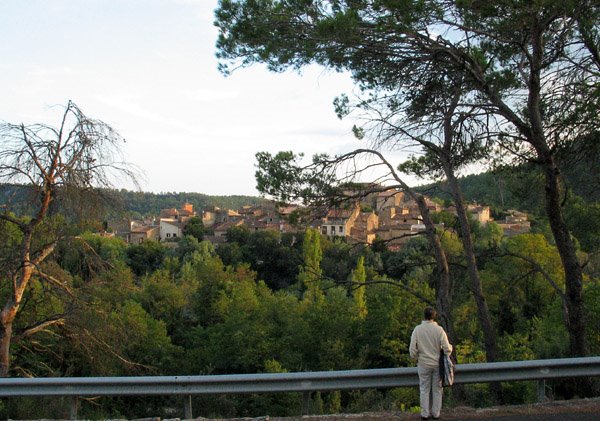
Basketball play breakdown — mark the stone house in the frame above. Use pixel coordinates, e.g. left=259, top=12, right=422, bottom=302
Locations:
left=212, top=219, right=245, bottom=239
left=130, top=225, right=160, bottom=244
left=159, top=202, right=196, bottom=241
left=497, top=210, right=531, bottom=236
left=320, top=205, right=361, bottom=238
left=468, top=204, right=491, bottom=224
left=446, top=204, right=492, bottom=224
left=349, top=211, right=379, bottom=244
left=376, top=189, right=404, bottom=212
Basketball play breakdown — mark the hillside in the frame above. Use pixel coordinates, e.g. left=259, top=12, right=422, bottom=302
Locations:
left=416, top=159, right=600, bottom=216
left=0, top=184, right=268, bottom=218
left=105, top=189, right=268, bottom=217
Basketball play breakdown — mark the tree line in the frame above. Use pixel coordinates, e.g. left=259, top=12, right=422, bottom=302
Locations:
left=0, top=184, right=268, bottom=222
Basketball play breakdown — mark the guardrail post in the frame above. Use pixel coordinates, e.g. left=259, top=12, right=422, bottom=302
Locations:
left=302, top=391, right=310, bottom=415
left=184, top=394, right=193, bottom=419
left=537, top=379, right=547, bottom=402
left=69, top=396, right=79, bottom=420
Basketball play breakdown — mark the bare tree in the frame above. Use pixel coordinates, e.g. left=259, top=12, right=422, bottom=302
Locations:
left=0, top=101, right=139, bottom=376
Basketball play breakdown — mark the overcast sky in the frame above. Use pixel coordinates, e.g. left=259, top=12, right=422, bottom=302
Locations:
left=1, top=0, right=361, bottom=196
left=1, top=0, right=419, bottom=196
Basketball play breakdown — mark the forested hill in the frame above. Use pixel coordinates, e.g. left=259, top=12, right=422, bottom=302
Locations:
left=105, top=189, right=269, bottom=217
left=416, top=159, right=600, bottom=216
left=0, top=184, right=268, bottom=218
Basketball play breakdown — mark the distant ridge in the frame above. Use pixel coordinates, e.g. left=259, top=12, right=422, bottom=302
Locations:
left=0, top=183, right=268, bottom=218
left=415, top=159, right=600, bottom=216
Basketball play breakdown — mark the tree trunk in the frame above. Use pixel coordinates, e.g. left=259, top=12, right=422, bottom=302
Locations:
left=0, top=305, right=17, bottom=377
left=0, top=248, right=35, bottom=377
left=446, top=170, right=503, bottom=402
left=0, top=324, right=12, bottom=377
left=543, top=160, right=587, bottom=357
left=367, top=149, right=458, bottom=348
left=525, top=22, right=587, bottom=357
left=446, top=171, right=498, bottom=363
left=414, top=194, right=456, bottom=344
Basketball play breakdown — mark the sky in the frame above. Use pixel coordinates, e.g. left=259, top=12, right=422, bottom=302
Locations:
left=1, top=0, right=410, bottom=197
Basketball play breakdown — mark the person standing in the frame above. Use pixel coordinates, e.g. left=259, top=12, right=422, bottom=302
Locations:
left=409, top=307, right=453, bottom=420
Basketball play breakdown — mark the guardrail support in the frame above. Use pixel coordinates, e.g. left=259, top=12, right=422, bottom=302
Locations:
left=537, top=379, right=547, bottom=403
left=184, top=394, right=193, bottom=419
left=69, top=396, right=79, bottom=420
left=302, top=391, right=310, bottom=415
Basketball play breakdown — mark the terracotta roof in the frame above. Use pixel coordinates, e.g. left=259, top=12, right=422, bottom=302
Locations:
left=161, top=219, right=182, bottom=228
left=326, top=208, right=355, bottom=219
left=378, top=189, right=401, bottom=197
left=278, top=205, right=298, bottom=215
left=131, top=226, right=158, bottom=233
left=213, top=219, right=245, bottom=232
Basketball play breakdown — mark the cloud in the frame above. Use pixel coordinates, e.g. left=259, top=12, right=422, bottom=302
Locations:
left=27, top=66, right=74, bottom=78
left=183, top=88, right=239, bottom=102
left=95, top=92, right=205, bottom=136
left=170, top=0, right=214, bottom=21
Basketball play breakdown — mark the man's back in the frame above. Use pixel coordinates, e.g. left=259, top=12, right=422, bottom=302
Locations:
left=409, top=320, right=452, bottom=367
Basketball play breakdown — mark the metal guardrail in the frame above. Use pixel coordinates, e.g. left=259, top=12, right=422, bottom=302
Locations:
left=0, top=356, right=598, bottom=419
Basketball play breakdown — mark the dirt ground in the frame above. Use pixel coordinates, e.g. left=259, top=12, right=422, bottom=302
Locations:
left=192, top=397, right=600, bottom=421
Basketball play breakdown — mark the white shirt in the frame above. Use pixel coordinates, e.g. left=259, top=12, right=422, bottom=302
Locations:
left=409, top=320, right=453, bottom=368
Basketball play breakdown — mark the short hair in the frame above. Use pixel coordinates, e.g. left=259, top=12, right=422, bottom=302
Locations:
left=424, top=307, right=437, bottom=320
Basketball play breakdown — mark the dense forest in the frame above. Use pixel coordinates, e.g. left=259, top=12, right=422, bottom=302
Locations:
left=0, top=181, right=599, bottom=417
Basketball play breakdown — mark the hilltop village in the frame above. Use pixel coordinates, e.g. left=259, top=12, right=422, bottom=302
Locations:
left=108, top=189, right=531, bottom=249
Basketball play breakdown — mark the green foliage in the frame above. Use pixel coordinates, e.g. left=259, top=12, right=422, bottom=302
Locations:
left=2, top=196, right=598, bottom=415
left=361, top=278, right=428, bottom=368
left=57, top=233, right=128, bottom=282
left=65, top=266, right=180, bottom=377
left=218, top=227, right=302, bottom=290
left=173, top=235, right=212, bottom=262
left=321, top=238, right=353, bottom=281
left=126, top=240, right=167, bottom=276
left=565, top=196, right=600, bottom=253
left=482, top=234, right=565, bottom=336
left=430, top=210, right=458, bottom=228
left=2, top=211, right=594, bottom=416
left=136, top=270, right=188, bottom=336
left=351, top=256, right=367, bottom=319
left=107, top=300, right=179, bottom=371
left=475, top=221, right=504, bottom=250
left=583, top=281, right=600, bottom=355
left=182, top=216, right=204, bottom=241
left=299, top=228, right=324, bottom=296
